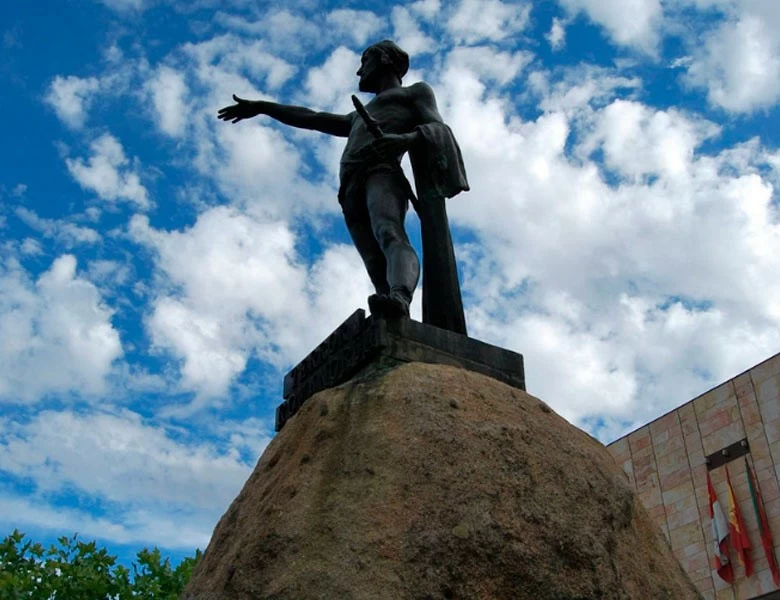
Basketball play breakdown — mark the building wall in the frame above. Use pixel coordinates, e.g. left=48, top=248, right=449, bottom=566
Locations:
left=607, top=352, right=780, bottom=600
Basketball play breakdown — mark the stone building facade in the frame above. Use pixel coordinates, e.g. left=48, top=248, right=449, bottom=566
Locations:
left=607, top=352, right=780, bottom=600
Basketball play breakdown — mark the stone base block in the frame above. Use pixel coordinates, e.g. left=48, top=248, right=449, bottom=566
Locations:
left=276, top=310, right=525, bottom=431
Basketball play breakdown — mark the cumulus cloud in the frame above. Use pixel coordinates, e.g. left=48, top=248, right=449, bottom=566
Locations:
left=431, top=59, right=780, bottom=434
left=183, top=34, right=296, bottom=92
left=0, top=255, right=122, bottom=403
left=446, top=0, right=531, bottom=44
left=304, top=46, right=360, bottom=111
left=684, top=8, right=780, bottom=113
left=15, top=207, right=102, bottom=247
left=20, top=238, right=43, bottom=256
left=547, top=17, right=566, bottom=51
left=445, top=46, right=533, bottom=86
left=392, top=6, right=435, bottom=56
left=8, top=6, right=780, bottom=559
left=130, top=208, right=372, bottom=405
left=409, top=0, right=441, bottom=21
left=170, top=34, right=344, bottom=219
left=65, top=133, right=150, bottom=209
left=213, top=10, right=322, bottom=58
left=87, top=259, right=131, bottom=288
left=44, top=75, right=100, bottom=129
left=581, top=99, right=720, bottom=181
left=558, top=0, right=780, bottom=108
left=0, top=409, right=257, bottom=509
left=148, top=66, right=189, bottom=137
left=558, top=0, right=663, bottom=54
left=99, top=0, right=145, bottom=11
left=527, top=64, right=641, bottom=114
left=325, top=9, right=385, bottom=47
left=0, top=495, right=210, bottom=549
left=0, top=408, right=271, bottom=547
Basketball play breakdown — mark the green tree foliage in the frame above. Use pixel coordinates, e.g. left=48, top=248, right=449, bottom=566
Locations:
left=0, top=530, right=201, bottom=600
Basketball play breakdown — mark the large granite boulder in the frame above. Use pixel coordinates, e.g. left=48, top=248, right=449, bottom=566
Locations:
left=183, top=362, right=701, bottom=600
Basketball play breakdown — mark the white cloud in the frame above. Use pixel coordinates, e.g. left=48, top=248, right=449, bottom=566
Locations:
left=147, top=295, right=254, bottom=401
left=195, top=110, right=336, bottom=219
left=183, top=34, right=296, bottom=91
left=87, top=259, right=131, bottom=288
left=445, top=46, right=533, bottom=86
left=527, top=65, right=641, bottom=115
left=32, top=19, right=780, bottom=440
left=5, top=11, right=780, bottom=557
left=0, top=495, right=210, bottom=549
left=44, top=75, right=100, bottom=129
left=65, top=133, right=150, bottom=209
left=0, top=409, right=257, bottom=509
left=581, top=99, right=720, bottom=181
left=558, top=0, right=663, bottom=54
left=20, top=238, right=43, bottom=256
left=0, top=408, right=271, bottom=547
left=430, top=61, right=780, bottom=435
left=130, top=208, right=372, bottom=404
left=304, top=46, right=361, bottom=111
left=560, top=0, right=780, bottom=107
left=0, top=255, right=122, bottom=403
left=15, top=207, right=102, bottom=247
left=392, top=6, right=435, bottom=56
left=213, top=10, right=322, bottom=57
left=547, top=17, right=566, bottom=51
left=325, top=9, right=385, bottom=47
left=446, top=0, right=531, bottom=44
left=170, top=34, right=347, bottom=220
left=684, top=9, right=780, bottom=112
left=148, top=66, right=189, bottom=137
left=409, top=0, right=441, bottom=21
left=98, top=0, right=144, bottom=11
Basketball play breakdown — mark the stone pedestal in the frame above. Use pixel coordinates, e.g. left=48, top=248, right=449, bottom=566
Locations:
left=276, top=311, right=525, bottom=431
left=183, top=360, right=701, bottom=600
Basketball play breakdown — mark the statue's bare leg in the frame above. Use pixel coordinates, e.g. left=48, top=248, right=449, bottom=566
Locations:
left=365, top=170, right=420, bottom=317
left=344, top=208, right=391, bottom=296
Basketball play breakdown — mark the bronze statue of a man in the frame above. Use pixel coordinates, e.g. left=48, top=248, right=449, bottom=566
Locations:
left=218, top=41, right=469, bottom=335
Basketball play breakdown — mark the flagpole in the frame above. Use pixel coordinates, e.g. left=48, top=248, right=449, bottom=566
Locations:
left=745, top=455, right=780, bottom=587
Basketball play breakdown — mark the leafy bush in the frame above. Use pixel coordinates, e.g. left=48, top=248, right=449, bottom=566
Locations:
left=0, top=530, right=200, bottom=599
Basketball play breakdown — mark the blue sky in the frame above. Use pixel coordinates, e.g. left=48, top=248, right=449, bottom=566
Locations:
left=1, top=0, right=779, bottom=564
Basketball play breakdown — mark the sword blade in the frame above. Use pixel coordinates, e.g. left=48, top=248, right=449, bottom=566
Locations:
left=351, top=95, right=383, bottom=139
left=349, top=95, right=420, bottom=211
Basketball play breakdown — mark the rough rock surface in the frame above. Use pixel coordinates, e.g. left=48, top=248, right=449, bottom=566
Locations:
left=183, top=362, right=701, bottom=600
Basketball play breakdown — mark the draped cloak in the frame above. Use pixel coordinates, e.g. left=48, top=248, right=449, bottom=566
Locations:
left=408, top=122, right=470, bottom=335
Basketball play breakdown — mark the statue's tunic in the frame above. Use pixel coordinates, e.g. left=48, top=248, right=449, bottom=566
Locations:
left=336, top=88, right=470, bottom=335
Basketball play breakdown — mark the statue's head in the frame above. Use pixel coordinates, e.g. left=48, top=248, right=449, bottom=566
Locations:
left=357, top=40, right=409, bottom=92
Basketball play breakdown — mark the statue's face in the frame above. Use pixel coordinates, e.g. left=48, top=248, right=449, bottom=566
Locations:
left=357, top=48, right=383, bottom=93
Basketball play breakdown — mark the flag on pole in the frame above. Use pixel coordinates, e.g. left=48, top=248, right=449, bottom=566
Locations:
left=708, top=471, right=734, bottom=583
left=726, top=465, right=753, bottom=577
left=745, top=458, right=780, bottom=586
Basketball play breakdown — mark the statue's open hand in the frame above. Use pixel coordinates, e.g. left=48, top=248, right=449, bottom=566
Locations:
left=217, top=95, right=261, bottom=123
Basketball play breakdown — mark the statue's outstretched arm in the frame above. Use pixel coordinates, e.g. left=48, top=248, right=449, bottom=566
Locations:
left=217, top=95, right=352, bottom=138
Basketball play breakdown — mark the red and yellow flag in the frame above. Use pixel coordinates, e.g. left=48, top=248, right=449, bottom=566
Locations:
left=708, top=471, right=734, bottom=583
left=726, top=465, right=753, bottom=577
left=745, top=458, right=780, bottom=586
